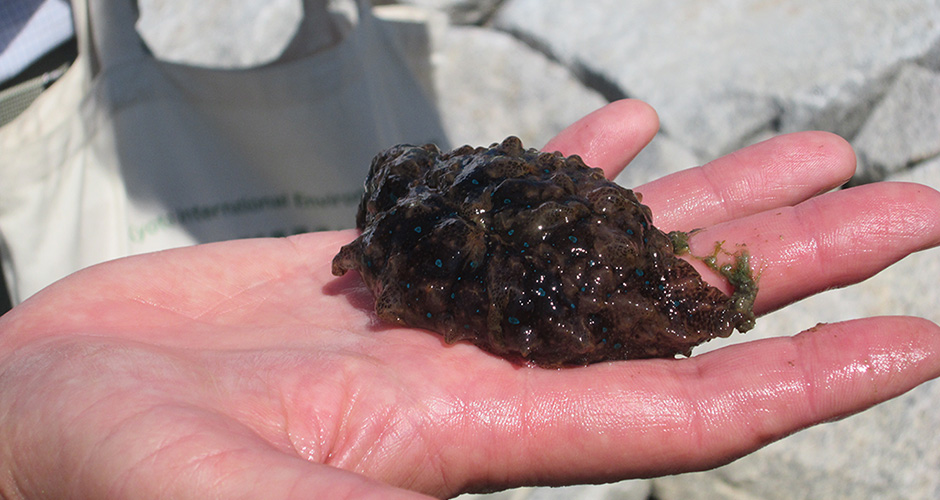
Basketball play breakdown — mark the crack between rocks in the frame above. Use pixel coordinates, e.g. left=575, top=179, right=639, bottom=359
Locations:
left=493, top=24, right=630, bottom=103
left=569, top=59, right=631, bottom=103
left=468, top=0, right=508, bottom=27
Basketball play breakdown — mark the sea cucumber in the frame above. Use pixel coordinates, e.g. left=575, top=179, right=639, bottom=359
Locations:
left=332, top=137, right=756, bottom=366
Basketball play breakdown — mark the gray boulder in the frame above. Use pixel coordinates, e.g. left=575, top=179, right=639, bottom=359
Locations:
left=137, top=0, right=302, bottom=67
left=430, top=23, right=607, bottom=149
left=389, top=0, right=504, bottom=25
left=457, top=480, right=651, bottom=500
left=852, top=64, right=940, bottom=183
left=494, top=0, right=940, bottom=159
left=614, top=132, right=703, bottom=190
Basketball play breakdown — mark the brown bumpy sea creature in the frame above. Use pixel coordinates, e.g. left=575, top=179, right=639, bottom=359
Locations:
left=332, top=137, right=757, bottom=367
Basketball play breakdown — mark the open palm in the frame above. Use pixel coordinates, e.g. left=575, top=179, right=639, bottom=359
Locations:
left=2, top=100, right=939, bottom=499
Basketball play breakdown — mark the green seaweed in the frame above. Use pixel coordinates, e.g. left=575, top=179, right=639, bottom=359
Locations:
left=670, top=231, right=758, bottom=332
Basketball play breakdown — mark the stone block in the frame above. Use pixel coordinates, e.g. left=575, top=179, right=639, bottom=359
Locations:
left=852, top=65, right=940, bottom=183
left=495, top=0, right=940, bottom=158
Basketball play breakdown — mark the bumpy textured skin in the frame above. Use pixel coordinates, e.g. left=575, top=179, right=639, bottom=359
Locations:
left=332, top=137, right=753, bottom=366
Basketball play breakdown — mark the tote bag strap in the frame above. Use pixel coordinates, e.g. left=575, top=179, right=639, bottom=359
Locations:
left=280, top=0, right=374, bottom=63
left=73, top=0, right=143, bottom=76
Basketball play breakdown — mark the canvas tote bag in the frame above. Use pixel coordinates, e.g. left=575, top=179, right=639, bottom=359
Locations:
left=0, top=0, right=447, bottom=304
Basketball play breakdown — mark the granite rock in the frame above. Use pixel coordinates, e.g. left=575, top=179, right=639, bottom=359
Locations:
left=494, top=0, right=940, bottom=158
left=613, top=132, right=703, bottom=190
left=430, top=23, right=607, bottom=149
left=457, top=479, right=651, bottom=500
left=390, top=0, right=503, bottom=25
left=137, top=0, right=302, bottom=67
left=852, top=64, right=940, bottom=183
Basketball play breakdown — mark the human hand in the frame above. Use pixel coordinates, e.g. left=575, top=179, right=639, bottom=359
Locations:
left=2, top=100, right=939, bottom=499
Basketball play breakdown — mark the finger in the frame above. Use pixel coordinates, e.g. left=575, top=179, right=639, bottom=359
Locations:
left=542, top=99, right=660, bottom=179
left=663, top=316, right=940, bottom=473
left=685, top=181, right=940, bottom=314
left=443, top=316, right=940, bottom=492
left=638, top=131, right=857, bottom=231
